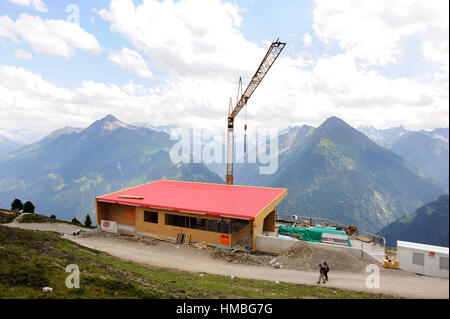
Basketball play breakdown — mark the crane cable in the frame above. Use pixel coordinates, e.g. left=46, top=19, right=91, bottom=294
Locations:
left=235, top=77, right=247, bottom=154
left=242, top=78, right=248, bottom=154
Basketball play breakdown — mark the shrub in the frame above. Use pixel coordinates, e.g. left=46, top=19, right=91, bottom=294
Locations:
left=50, top=214, right=56, bottom=219
left=11, top=199, right=23, bottom=212
left=23, top=201, right=35, bottom=213
left=71, top=217, right=82, bottom=226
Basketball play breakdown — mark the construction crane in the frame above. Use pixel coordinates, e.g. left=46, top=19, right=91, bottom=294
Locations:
left=225, top=39, right=286, bottom=185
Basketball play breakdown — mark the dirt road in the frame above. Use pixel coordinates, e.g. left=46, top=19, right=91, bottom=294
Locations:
left=69, top=235, right=449, bottom=299
left=4, top=220, right=448, bottom=298
left=5, top=213, right=88, bottom=234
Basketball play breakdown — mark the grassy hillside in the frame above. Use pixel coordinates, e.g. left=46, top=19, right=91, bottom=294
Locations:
left=0, top=210, right=19, bottom=224
left=0, top=225, right=397, bottom=299
left=0, top=210, right=87, bottom=227
left=378, top=195, right=449, bottom=248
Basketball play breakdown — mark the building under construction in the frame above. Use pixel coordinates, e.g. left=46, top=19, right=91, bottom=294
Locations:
left=95, top=40, right=288, bottom=251
left=96, top=180, right=287, bottom=251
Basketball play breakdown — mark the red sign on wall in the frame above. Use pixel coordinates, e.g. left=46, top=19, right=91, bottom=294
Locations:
left=125, top=206, right=135, bottom=219
left=220, top=234, right=230, bottom=245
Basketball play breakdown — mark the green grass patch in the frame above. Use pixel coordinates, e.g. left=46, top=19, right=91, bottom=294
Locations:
left=0, top=211, right=19, bottom=224
left=0, top=225, right=399, bottom=299
left=19, top=213, right=61, bottom=224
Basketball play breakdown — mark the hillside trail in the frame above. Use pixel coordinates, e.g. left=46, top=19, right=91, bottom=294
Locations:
left=69, top=235, right=449, bottom=299
left=5, top=213, right=88, bottom=234
left=9, top=212, right=29, bottom=223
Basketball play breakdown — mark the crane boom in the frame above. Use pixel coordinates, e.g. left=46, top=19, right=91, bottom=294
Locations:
left=226, top=39, right=286, bottom=185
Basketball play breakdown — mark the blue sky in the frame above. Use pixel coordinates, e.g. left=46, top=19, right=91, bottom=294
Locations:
left=0, top=0, right=322, bottom=88
left=0, top=0, right=448, bottom=140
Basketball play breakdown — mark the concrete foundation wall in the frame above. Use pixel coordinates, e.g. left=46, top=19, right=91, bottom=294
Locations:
left=255, top=234, right=298, bottom=254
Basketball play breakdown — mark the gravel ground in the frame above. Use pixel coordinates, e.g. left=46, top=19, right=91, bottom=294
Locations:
left=213, top=241, right=376, bottom=273
left=69, top=233, right=448, bottom=298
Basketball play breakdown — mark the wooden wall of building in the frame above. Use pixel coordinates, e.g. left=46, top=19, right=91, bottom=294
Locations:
left=96, top=201, right=136, bottom=226
left=97, top=200, right=254, bottom=248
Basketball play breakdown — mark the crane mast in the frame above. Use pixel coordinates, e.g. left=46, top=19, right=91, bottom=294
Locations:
left=226, top=39, right=286, bottom=185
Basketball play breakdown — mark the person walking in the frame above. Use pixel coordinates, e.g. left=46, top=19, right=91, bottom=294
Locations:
left=323, top=262, right=329, bottom=281
left=317, top=264, right=326, bottom=284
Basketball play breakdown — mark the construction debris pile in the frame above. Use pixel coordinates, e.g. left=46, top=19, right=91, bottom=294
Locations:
left=212, top=250, right=273, bottom=266
left=214, top=242, right=375, bottom=273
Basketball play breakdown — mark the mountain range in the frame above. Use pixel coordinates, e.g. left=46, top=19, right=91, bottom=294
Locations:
left=0, top=115, right=447, bottom=234
left=0, top=115, right=222, bottom=221
left=234, top=117, right=445, bottom=232
left=0, top=134, right=24, bottom=156
left=358, top=125, right=449, bottom=147
left=378, top=195, right=449, bottom=247
left=0, top=129, right=46, bottom=155
left=359, top=125, right=449, bottom=192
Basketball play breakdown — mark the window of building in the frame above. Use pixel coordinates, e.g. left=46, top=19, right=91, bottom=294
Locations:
left=439, top=257, right=449, bottom=270
left=412, top=252, right=425, bottom=266
left=189, top=217, right=206, bottom=230
left=164, top=213, right=248, bottom=235
left=144, top=211, right=158, bottom=223
left=165, top=214, right=188, bottom=227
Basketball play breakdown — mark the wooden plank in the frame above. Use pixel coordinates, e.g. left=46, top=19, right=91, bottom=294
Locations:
left=183, top=234, right=191, bottom=245
left=176, top=233, right=185, bottom=244
left=117, top=195, right=144, bottom=199
left=141, top=233, right=175, bottom=243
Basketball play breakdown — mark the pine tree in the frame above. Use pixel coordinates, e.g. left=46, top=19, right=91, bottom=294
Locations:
left=11, top=199, right=23, bottom=212
left=84, top=214, right=92, bottom=228
left=23, top=201, right=35, bottom=213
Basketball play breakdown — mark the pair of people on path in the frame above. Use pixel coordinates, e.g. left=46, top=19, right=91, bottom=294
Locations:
left=317, top=262, right=329, bottom=284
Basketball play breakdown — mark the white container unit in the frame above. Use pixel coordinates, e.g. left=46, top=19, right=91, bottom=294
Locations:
left=397, top=240, right=449, bottom=278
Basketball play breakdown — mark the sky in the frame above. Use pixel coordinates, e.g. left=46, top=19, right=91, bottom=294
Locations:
left=0, top=0, right=448, bottom=141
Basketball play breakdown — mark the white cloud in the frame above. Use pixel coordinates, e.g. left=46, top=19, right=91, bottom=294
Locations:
left=0, top=0, right=448, bottom=134
left=309, top=0, right=448, bottom=129
left=313, top=0, right=449, bottom=67
left=9, top=0, right=47, bottom=13
left=0, top=13, right=102, bottom=58
left=108, top=48, right=153, bottom=79
left=99, top=0, right=263, bottom=78
left=0, top=64, right=235, bottom=133
left=14, top=49, right=32, bottom=60
left=303, top=33, right=312, bottom=47
left=0, top=15, right=18, bottom=42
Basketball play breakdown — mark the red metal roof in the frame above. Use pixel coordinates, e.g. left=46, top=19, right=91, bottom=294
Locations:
left=96, top=180, right=287, bottom=220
